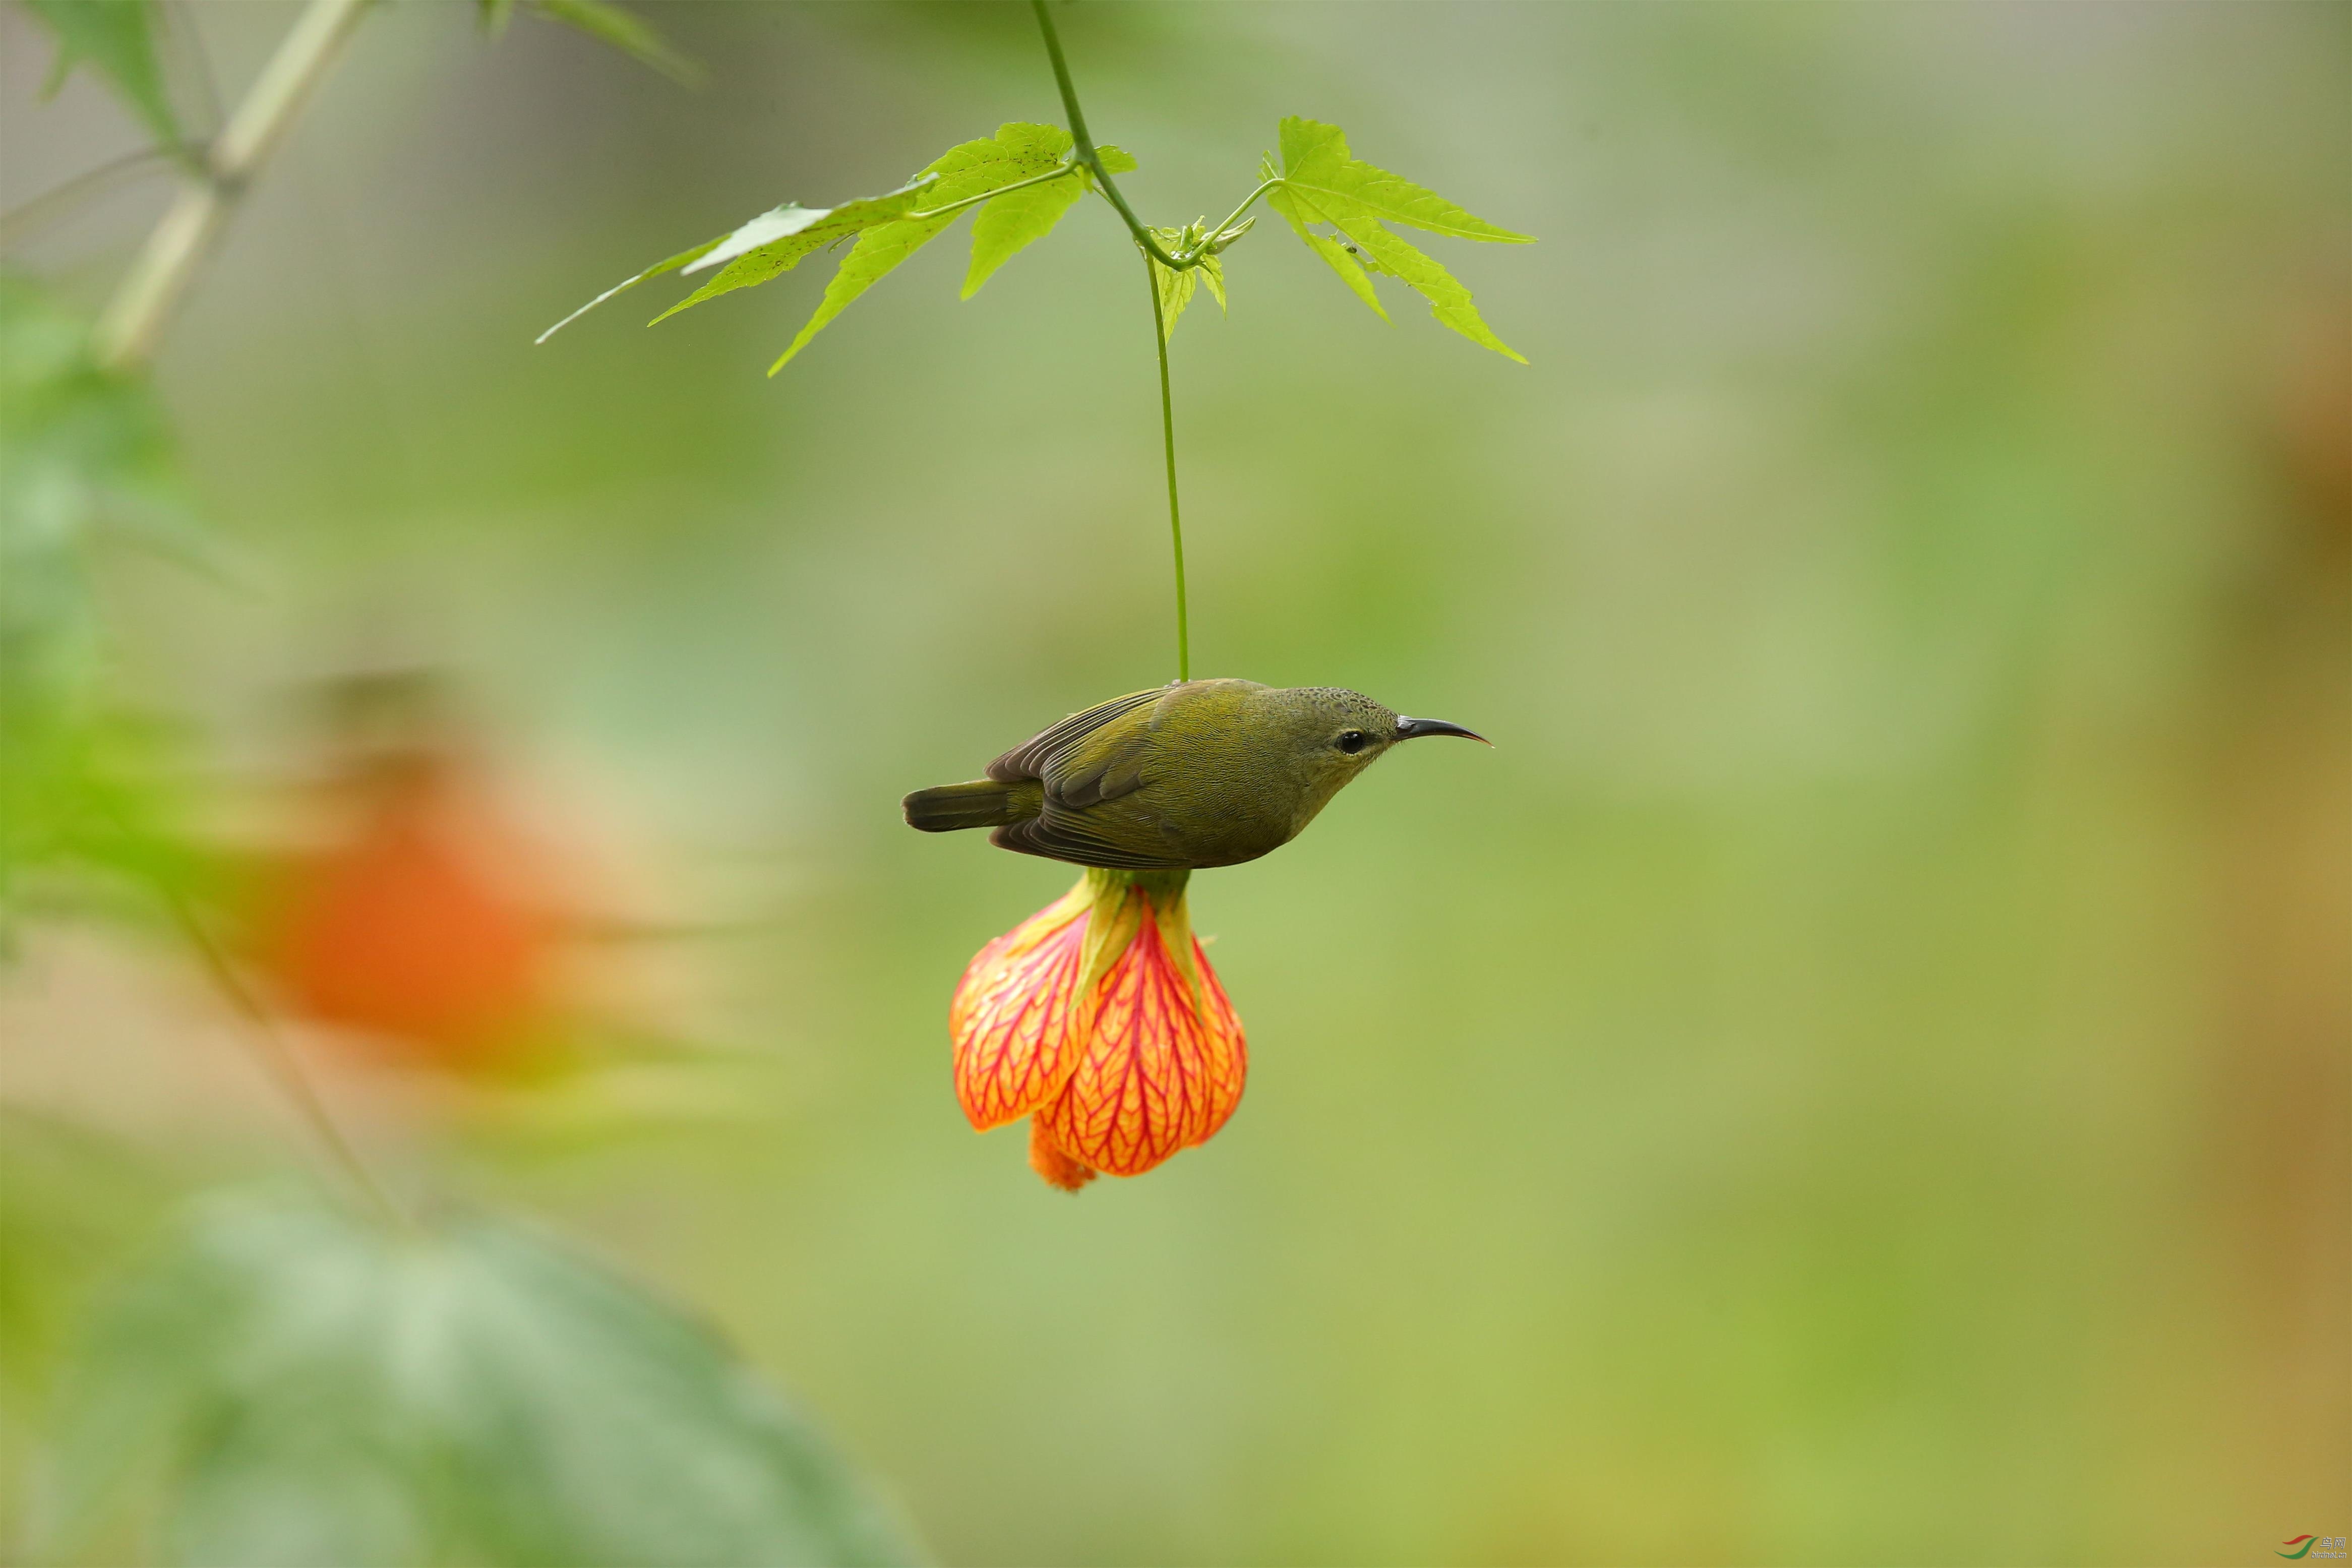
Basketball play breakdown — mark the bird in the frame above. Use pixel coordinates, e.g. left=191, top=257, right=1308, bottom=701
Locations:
left=903, top=679, right=1488, bottom=870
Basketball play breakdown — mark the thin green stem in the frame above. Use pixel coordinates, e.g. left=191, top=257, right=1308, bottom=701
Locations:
left=904, top=162, right=1076, bottom=222
left=1029, top=0, right=1189, bottom=271
left=1142, top=250, right=1188, bottom=682
left=1199, top=179, right=1279, bottom=251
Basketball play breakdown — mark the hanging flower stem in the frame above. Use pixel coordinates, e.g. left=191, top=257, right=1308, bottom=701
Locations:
left=1033, top=0, right=1227, bottom=684
left=1142, top=250, right=1190, bottom=682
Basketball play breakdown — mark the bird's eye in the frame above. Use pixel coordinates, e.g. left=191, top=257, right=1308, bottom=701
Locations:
left=1336, top=730, right=1369, bottom=754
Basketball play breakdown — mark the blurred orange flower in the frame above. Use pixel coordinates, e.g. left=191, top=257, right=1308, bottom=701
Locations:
left=259, top=745, right=560, bottom=1072
left=247, top=675, right=569, bottom=1076
left=950, top=870, right=1245, bottom=1190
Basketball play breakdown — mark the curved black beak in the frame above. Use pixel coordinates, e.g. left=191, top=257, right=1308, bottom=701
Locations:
left=1394, top=715, right=1492, bottom=746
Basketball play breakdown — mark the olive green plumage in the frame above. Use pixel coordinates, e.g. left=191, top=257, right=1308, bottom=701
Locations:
left=903, top=678, right=1488, bottom=870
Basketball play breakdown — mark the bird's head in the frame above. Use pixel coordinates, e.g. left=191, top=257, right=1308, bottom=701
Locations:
left=1276, top=686, right=1490, bottom=796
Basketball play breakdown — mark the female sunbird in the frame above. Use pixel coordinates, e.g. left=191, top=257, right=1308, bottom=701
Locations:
left=903, top=679, right=1488, bottom=870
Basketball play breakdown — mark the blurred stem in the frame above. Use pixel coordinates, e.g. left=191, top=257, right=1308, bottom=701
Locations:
left=149, top=875, right=412, bottom=1231
left=0, top=146, right=193, bottom=247
left=93, top=0, right=373, bottom=370
left=1143, top=250, right=1189, bottom=682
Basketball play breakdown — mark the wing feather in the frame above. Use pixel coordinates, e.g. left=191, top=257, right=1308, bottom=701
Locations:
left=987, top=688, right=1163, bottom=783
left=990, top=812, right=1187, bottom=869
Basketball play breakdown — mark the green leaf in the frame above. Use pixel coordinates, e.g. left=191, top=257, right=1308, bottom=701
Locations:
left=0, top=1113, right=168, bottom=1411
left=1197, top=252, right=1227, bottom=315
left=0, top=274, right=218, bottom=932
left=38, top=1187, right=929, bottom=1567
left=23, top=0, right=180, bottom=150
left=1261, top=152, right=1386, bottom=324
left=1144, top=224, right=1224, bottom=342
left=1267, top=119, right=1528, bottom=360
left=962, top=125, right=1084, bottom=299
left=1147, top=231, right=1198, bottom=343
left=1093, top=145, right=1139, bottom=177
left=535, top=235, right=726, bottom=343
left=547, top=126, right=1094, bottom=361
left=770, top=123, right=1079, bottom=374
left=525, top=0, right=700, bottom=84
left=476, top=0, right=519, bottom=39
left=1273, top=116, right=1532, bottom=243
left=649, top=183, right=937, bottom=325
left=1350, top=222, right=1522, bottom=361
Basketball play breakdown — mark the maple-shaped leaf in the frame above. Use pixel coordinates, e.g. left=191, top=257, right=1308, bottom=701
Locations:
left=1264, top=116, right=1529, bottom=361
left=24, top=0, right=181, bottom=152
left=37, top=1189, right=927, bottom=1566
left=540, top=126, right=1123, bottom=364
left=651, top=184, right=938, bottom=324
left=958, top=139, right=1135, bottom=301
left=537, top=183, right=933, bottom=343
left=483, top=0, right=700, bottom=82
left=769, top=123, right=1084, bottom=373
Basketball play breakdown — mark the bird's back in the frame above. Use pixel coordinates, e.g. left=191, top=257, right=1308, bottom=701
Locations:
left=987, top=680, right=1306, bottom=869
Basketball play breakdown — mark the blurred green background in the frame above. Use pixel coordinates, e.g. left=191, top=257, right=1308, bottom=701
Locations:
left=3, top=2, right=2346, bottom=1563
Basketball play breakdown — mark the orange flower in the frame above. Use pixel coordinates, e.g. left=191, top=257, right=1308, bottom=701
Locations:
left=950, top=870, right=1246, bottom=1190
left=259, top=748, right=559, bottom=1072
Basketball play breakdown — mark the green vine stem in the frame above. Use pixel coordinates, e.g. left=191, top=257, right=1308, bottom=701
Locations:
left=1028, top=0, right=1275, bottom=273
left=1033, top=0, right=1240, bottom=682
left=1142, top=250, right=1190, bottom=681
left=1029, top=0, right=1181, bottom=270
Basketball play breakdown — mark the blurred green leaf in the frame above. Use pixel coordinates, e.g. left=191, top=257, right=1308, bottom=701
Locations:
left=0, top=274, right=213, bottom=938
left=523, top=0, right=700, bottom=84
left=476, top=0, right=520, bottom=40
left=39, top=1187, right=928, bottom=1567
left=22, top=0, right=181, bottom=152
left=1265, top=117, right=1526, bottom=359
left=0, top=1114, right=168, bottom=1413
left=770, top=122, right=1081, bottom=373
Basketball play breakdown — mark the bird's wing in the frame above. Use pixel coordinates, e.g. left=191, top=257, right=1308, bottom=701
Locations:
left=991, top=813, right=1188, bottom=870
left=1046, top=725, right=1155, bottom=809
left=987, top=688, right=1163, bottom=787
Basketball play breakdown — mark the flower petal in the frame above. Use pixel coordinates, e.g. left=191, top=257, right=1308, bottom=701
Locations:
left=1187, top=937, right=1248, bottom=1145
left=1027, top=1118, right=1098, bottom=1191
left=1040, top=896, right=1233, bottom=1176
left=950, top=882, right=1093, bottom=1128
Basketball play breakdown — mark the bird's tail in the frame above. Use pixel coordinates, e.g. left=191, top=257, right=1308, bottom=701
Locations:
left=902, top=778, right=1042, bottom=833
